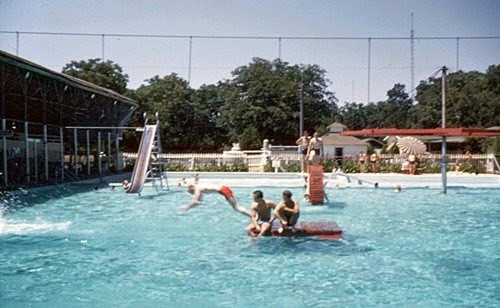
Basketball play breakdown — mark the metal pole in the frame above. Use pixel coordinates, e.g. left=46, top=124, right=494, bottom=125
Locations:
left=441, top=66, right=448, bottom=193
left=299, top=71, right=304, bottom=135
left=16, top=31, right=19, bottom=56
left=98, top=132, right=102, bottom=183
left=410, top=13, right=415, bottom=96
left=101, top=34, right=105, bottom=61
left=43, top=125, right=48, bottom=181
left=2, top=119, right=8, bottom=186
left=60, top=127, right=64, bottom=182
left=73, top=128, right=78, bottom=176
left=24, top=121, right=30, bottom=183
left=34, top=137, right=38, bottom=181
left=115, top=130, right=121, bottom=171
left=86, top=130, right=91, bottom=176
left=188, top=36, right=192, bottom=85
left=278, top=37, right=282, bottom=60
left=107, top=132, right=112, bottom=171
left=367, top=37, right=371, bottom=103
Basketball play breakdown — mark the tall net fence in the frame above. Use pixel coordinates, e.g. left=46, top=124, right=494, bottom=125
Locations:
left=1, top=31, right=499, bottom=103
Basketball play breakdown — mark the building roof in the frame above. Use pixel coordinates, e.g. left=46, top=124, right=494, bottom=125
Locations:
left=0, top=49, right=137, bottom=105
left=341, top=127, right=500, bottom=138
left=0, top=49, right=138, bottom=129
left=322, top=134, right=368, bottom=146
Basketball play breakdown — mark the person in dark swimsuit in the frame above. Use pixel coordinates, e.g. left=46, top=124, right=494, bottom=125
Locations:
left=274, top=190, right=300, bottom=233
left=246, top=190, right=277, bottom=237
left=296, top=131, right=310, bottom=173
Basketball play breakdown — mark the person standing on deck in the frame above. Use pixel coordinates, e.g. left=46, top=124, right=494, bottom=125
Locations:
left=307, top=132, right=323, bottom=165
left=296, top=130, right=310, bottom=173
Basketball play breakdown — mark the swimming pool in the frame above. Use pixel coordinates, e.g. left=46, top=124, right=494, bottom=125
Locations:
left=1, top=179, right=499, bottom=306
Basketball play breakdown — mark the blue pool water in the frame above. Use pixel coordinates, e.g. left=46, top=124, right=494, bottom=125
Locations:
left=1, top=184, right=499, bottom=306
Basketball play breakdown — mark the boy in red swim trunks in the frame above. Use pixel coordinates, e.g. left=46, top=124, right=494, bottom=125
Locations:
left=180, top=184, right=252, bottom=218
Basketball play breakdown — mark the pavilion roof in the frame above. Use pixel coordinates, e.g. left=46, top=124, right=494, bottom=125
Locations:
left=341, top=128, right=500, bottom=138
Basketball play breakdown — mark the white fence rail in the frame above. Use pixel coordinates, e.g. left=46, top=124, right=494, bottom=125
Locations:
left=122, top=151, right=499, bottom=173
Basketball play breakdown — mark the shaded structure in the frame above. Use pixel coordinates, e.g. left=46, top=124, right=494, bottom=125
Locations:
left=341, top=127, right=500, bottom=192
left=341, top=128, right=500, bottom=138
left=0, top=50, right=138, bottom=189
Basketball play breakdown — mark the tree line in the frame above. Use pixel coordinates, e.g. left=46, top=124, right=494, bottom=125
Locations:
left=62, top=58, right=500, bottom=152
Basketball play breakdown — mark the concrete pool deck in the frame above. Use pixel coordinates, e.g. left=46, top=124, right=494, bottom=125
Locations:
left=162, top=171, right=500, bottom=189
left=66, top=171, right=500, bottom=190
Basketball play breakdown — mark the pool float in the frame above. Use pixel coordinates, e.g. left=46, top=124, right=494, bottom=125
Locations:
left=270, top=221, right=342, bottom=239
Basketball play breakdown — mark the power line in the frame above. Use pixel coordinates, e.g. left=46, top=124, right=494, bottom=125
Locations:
left=1, top=30, right=499, bottom=40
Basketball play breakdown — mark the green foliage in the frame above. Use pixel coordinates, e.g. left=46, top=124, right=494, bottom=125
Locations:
left=134, top=74, right=197, bottom=150
left=414, top=66, right=500, bottom=129
left=62, top=58, right=129, bottom=94
left=166, top=163, right=248, bottom=172
left=282, top=163, right=301, bottom=173
left=338, top=83, right=412, bottom=129
left=166, top=164, right=188, bottom=172
left=459, top=161, right=486, bottom=174
left=494, top=137, right=500, bottom=155
left=221, top=58, right=337, bottom=145
left=239, top=127, right=262, bottom=150
left=338, top=67, right=499, bottom=131
left=63, top=56, right=498, bottom=153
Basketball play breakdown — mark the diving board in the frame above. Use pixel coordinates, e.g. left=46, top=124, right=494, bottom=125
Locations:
left=271, top=221, right=342, bottom=240
left=126, top=124, right=157, bottom=194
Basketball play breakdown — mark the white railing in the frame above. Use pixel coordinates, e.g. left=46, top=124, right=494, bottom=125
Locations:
left=123, top=151, right=268, bottom=171
left=122, top=151, right=499, bottom=173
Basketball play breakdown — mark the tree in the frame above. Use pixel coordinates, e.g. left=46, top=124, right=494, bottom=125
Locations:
left=220, top=58, right=337, bottom=147
left=191, top=83, right=228, bottom=150
left=134, top=74, right=195, bottom=150
left=338, top=102, right=367, bottom=130
left=414, top=68, right=500, bottom=128
left=62, top=58, right=129, bottom=94
left=338, top=84, right=412, bottom=129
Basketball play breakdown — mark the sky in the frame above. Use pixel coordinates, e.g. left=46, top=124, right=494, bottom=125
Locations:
left=1, top=0, right=499, bottom=104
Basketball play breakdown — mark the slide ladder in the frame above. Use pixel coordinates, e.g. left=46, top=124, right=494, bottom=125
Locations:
left=126, top=125, right=157, bottom=193
left=148, top=119, right=169, bottom=192
left=308, top=165, right=324, bottom=205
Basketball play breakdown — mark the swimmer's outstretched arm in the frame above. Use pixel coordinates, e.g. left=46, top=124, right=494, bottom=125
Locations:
left=179, top=200, right=200, bottom=211
left=180, top=190, right=202, bottom=211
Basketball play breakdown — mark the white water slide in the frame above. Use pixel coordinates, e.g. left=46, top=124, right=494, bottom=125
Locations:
left=126, top=125, right=157, bottom=194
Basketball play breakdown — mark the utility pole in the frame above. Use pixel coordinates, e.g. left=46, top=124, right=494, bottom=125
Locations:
left=299, top=71, right=304, bottom=135
left=367, top=37, right=371, bottom=103
left=441, top=66, right=448, bottom=193
left=410, top=12, right=415, bottom=99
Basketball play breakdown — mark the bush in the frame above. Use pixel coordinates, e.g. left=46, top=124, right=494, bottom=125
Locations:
left=459, top=161, right=486, bottom=174
left=166, top=163, right=249, bottom=172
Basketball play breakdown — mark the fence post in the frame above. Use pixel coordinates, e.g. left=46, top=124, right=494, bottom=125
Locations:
left=190, top=155, right=195, bottom=170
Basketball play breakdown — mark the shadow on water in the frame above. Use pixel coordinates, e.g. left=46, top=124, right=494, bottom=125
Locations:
left=325, top=201, right=348, bottom=209
left=0, top=185, right=92, bottom=210
left=242, top=232, right=374, bottom=257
